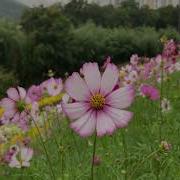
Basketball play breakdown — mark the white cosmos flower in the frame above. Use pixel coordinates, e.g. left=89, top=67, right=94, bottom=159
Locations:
left=161, top=98, right=171, bottom=112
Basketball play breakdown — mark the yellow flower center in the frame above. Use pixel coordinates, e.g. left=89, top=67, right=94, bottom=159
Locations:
left=90, top=94, right=105, bottom=110
left=0, top=108, right=5, bottom=118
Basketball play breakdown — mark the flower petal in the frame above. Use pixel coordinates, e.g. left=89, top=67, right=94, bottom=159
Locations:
left=7, top=88, right=19, bottom=101
left=62, top=102, right=90, bottom=121
left=70, top=109, right=92, bottom=132
left=71, top=110, right=96, bottom=137
left=82, top=62, right=101, bottom=93
left=100, top=63, right=119, bottom=96
left=25, top=96, right=32, bottom=104
left=106, top=86, right=135, bottom=109
left=9, top=156, right=21, bottom=168
left=96, top=111, right=116, bottom=137
left=12, top=112, right=20, bottom=122
left=65, top=72, right=90, bottom=101
left=1, top=98, right=16, bottom=110
left=4, top=109, right=16, bottom=119
left=1, top=98, right=16, bottom=118
left=104, top=106, right=133, bottom=128
left=18, top=87, right=26, bottom=100
left=21, top=147, right=33, bottom=162
left=62, top=94, right=70, bottom=103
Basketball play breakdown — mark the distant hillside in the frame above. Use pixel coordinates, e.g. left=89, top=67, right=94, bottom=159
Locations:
left=0, top=0, right=27, bottom=20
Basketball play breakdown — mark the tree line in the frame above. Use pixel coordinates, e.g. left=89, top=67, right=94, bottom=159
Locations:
left=0, top=0, right=180, bottom=94
left=62, top=0, right=180, bottom=31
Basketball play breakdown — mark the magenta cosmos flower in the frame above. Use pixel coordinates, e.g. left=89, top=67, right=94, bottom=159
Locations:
left=140, top=84, right=160, bottom=101
left=62, top=62, right=135, bottom=137
left=1, top=87, right=31, bottom=130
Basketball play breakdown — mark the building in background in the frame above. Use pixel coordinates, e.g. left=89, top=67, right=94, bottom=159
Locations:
left=90, top=0, right=180, bottom=8
left=138, top=0, right=180, bottom=9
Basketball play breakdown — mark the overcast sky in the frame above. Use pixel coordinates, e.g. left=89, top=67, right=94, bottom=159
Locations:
left=15, top=0, right=69, bottom=7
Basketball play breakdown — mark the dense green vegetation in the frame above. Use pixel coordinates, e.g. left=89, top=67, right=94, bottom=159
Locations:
left=0, top=0, right=180, bottom=88
left=62, top=0, right=180, bottom=30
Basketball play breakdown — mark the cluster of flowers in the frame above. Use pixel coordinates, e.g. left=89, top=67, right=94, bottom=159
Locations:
left=0, top=39, right=179, bottom=168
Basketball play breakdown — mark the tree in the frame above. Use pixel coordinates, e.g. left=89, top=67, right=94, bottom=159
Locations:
left=156, top=5, right=178, bottom=29
left=63, top=0, right=89, bottom=25
left=20, top=5, right=74, bottom=85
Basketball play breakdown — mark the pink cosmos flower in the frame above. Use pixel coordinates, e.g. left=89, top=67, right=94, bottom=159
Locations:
left=122, top=70, right=139, bottom=87
left=22, top=137, right=31, bottom=147
left=40, top=78, right=63, bottom=97
left=40, top=80, right=49, bottom=95
left=122, top=78, right=133, bottom=87
left=122, top=64, right=132, bottom=73
left=128, top=71, right=139, bottom=83
left=62, top=62, right=135, bottom=137
left=0, top=101, right=8, bottom=125
left=130, top=54, right=139, bottom=66
left=27, top=85, right=42, bottom=102
left=30, top=102, right=39, bottom=121
left=93, top=155, right=101, bottom=166
left=160, top=141, right=172, bottom=152
left=4, top=145, right=19, bottom=163
left=163, top=39, right=177, bottom=58
left=140, top=84, right=160, bottom=101
left=1, top=87, right=31, bottom=130
left=9, top=146, right=33, bottom=168
left=57, top=94, right=70, bottom=114
left=47, top=78, right=63, bottom=96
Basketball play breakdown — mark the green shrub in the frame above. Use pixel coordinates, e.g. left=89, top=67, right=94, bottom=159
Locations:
left=72, top=22, right=109, bottom=65
left=0, top=67, right=18, bottom=98
left=0, top=19, right=26, bottom=69
left=72, top=24, right=171, bottom=66
left=159, top=27, right=180, bottom=41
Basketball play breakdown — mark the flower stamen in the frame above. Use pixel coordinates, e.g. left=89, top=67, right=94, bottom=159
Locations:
left=90, top=94, right=105, bottom=110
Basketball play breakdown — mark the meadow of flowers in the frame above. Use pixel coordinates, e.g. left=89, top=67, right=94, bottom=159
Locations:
left=0, top=39, right=180, bottom=180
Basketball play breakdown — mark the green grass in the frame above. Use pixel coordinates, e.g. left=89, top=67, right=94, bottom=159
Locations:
left=0, top=72, right=180, bottom=180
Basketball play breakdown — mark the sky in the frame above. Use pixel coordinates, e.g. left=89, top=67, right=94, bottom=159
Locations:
left=15, top=0, right=68, bottom=7
left=15, top=0, right=114, bottom=7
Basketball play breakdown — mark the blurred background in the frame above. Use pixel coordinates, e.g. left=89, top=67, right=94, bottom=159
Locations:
left=0, top=0, right=180, bottom=96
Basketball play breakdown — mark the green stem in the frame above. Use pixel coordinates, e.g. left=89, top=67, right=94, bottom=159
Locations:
left=159, top=62, right=164, bottom=141
left=32, top=118, right=56, bottom=180
left=48, top=111, right=63, bottom=177
left=61, top=150, right=64, bottom=180
left=55, top=109, right=62, bottom=136
left=54, top=110, right=65, bottom=180
left=56, top=112, right=66, bottom=180
left=91, top=132, right=97, bottom=180
left=122, top=130, right=128, bottom=180
left=42, top=112, right=49, bottom=139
